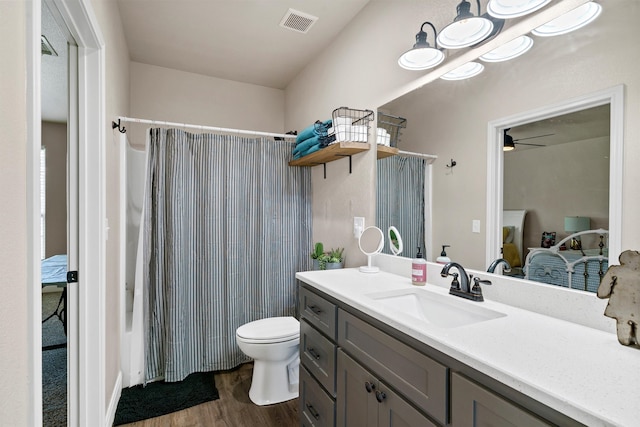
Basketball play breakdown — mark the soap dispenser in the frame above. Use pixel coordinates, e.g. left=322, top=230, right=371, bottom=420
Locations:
left=436, top=245, right=451, bottom=264
left=411, top=247, right=427, bottom=286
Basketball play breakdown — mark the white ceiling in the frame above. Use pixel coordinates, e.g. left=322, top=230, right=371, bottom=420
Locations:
left=41, top=0, right=370, bottom=122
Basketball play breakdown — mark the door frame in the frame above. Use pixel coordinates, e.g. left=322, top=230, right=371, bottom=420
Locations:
left=27, top=0, right=106, bottom=425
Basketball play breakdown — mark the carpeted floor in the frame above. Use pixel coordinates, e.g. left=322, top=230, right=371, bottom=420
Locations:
left=42, top=291, right=67, bottom=427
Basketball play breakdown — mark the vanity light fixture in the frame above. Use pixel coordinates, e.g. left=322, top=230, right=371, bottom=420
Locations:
left=532, top=1, right=602, bottom=37
left=437, top=0, right=497, bottom=49
left=440, top=61, right=485, bottom=80
left=480, top=35, right=533, bottom=62
left=398, top=22, right=446, bottom=70
left=487, top=0, right=551, bottom=19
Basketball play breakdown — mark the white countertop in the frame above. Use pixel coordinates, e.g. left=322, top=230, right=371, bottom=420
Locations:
left=296, top=268, right=640, bottom=427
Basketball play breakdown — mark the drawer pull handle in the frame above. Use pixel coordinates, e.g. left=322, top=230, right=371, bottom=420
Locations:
left=375, top=390, right=386, bottom=403
left=364, top=381, right=375, bottom=393
left=308, top=304, right=323, bottom=315
left=306, top=403, right=320, bottom=420
left=307, top=347, right=321, bottom=360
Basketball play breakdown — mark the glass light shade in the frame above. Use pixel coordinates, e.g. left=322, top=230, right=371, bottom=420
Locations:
left=532, top=2, right=602, bottom=37
left=480, top=35, right=534, bottom=62
left=440, top=61, right=485, bottom=81
left=398, top=47, right=445, bottom=70
left=437, top=17, right=494, bottom=49
left=564, top=216, right=591, bottom=232
left=487, top=0, right=551, bottom=19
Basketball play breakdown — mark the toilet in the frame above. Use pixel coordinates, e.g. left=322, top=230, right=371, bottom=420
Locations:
left=236, top=316, right=300, bottom=405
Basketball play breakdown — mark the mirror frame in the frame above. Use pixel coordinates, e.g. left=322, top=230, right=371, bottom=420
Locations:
left=486, top=84, right=624, bottom=269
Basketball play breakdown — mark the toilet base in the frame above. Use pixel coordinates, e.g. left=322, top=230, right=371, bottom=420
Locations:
left=248, top=356, right=299, bottom=406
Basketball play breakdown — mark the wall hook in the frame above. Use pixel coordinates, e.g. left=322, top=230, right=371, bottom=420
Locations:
left=446, top=159, right=457, bottom=168
left=112, top=119, right=126, bottom=134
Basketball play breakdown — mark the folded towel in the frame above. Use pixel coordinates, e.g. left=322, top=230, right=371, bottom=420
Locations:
left=296, top=119, right=332, bottom=143
left=292, top=143, right=322, bottom=160
left=293, top=135, right=320, bottom=155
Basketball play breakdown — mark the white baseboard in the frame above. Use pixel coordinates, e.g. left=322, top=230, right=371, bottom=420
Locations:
left=105, top=372, right=122, bottom=427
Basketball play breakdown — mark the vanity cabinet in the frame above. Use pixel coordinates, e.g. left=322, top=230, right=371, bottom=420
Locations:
left=299, top=284, right=569, bottom=427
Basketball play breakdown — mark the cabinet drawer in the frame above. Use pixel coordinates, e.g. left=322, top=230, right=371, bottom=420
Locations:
left=451, top=373, right=552, bottom=427
left=300, top=366, right=336, bottom=427
left=338, top=309, right=448, bottom=425
left=300, top=286, right=337, bottom=340
left=301, top=319, right=337, bottom=395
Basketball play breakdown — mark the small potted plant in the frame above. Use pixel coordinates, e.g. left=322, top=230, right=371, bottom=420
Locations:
left=311, top=242, right=345, bottom=270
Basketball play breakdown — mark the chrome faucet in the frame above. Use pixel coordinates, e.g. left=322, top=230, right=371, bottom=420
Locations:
left=440, top=262, right=492, bottom=302
left=487, top=258, right=512, bottom=274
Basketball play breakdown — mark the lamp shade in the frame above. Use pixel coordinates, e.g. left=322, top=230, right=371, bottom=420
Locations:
left=487, top=0, right=551, bottom=19
left=564, top=216, right=591, bottom=233
left=532, top=1, right=602, bottom=37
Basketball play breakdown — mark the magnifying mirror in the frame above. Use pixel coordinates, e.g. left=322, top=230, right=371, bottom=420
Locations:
left=359, top=226, right=384, bottom=273
left=388, top=226, right=403, bottom=256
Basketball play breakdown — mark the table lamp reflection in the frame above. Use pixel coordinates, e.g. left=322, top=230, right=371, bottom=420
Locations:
left=564, top=216, right=591, bottom=250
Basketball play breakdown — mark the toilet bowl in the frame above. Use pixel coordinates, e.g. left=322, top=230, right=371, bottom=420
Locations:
left=236, top=316, right=300, bottom=405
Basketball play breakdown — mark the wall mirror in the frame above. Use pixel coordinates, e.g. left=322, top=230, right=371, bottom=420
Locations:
left=375, top=1, right=625, bottom=295
left=486, top=85, right=623, bottom=291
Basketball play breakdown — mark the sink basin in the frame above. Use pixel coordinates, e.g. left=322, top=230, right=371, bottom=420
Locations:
left=365, top=288, right=506, bottom=328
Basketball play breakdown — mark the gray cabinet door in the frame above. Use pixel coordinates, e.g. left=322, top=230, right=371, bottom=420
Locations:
left=377, top=381, right=438, bottom=427
left=338, top=309, right=448, bottom=425
left=451, top=373, right=551, bottom=427
left=336, top=350, right=379, bottom=427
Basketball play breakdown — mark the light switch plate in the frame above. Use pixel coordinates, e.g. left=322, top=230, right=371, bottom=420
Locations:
left=354, top=217, right=365, bottom=238
left=472, top=220, right=481, bottom=233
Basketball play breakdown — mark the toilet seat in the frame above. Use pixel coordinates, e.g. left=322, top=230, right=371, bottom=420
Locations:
left=236, top=316, right=299, bottom=343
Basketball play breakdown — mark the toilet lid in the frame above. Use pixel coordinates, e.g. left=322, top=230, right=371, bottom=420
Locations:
left=236, top=316, right=300, bottom=341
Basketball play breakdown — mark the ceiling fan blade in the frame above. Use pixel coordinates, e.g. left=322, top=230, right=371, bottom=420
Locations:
left=514, top=141, right=545, bottom=147
left=513, top=133, right=554, bottom=142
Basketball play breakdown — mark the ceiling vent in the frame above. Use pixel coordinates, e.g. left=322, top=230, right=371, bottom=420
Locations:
left=279, top=9, right=318, bottom=34
left=41, top=35, right=58, bottom=56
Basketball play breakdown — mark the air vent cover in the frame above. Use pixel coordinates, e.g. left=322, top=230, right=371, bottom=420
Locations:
left=279, top=8, right=318, bottom=34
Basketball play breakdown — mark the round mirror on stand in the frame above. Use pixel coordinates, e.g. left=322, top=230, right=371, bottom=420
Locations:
left=359, top=226, right=384, bottom=273
left=388, top=226, right=403, bottom=256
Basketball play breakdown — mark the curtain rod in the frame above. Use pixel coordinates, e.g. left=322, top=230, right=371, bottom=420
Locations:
left=112, top=117, right=297, bottom=140
left=397, top=150, right=438, bottom=163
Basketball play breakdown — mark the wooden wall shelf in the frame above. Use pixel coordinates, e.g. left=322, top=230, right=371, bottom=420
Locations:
left=377, top=145, right=398, bottom=159
left=288, top=141, right=370, bottom=167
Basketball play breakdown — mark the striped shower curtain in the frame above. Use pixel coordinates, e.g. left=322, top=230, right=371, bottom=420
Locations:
left=376, top=156, right=426, bottom=259
left=143, top=128, right=312, bottom=382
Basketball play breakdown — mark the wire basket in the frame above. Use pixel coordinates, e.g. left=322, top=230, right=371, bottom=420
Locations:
left=377, top=113, right=407, bottom=148
left=329, top=107, right=374, bottom=143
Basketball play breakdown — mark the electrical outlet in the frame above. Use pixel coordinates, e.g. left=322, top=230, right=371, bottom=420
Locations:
left=354, top=217, right=365, bottom=238
left=472, top=220, right=481, bottom=233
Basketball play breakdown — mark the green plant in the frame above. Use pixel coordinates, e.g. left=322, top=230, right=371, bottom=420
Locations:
left=311, top=243, right=344, bottom=270
left=311, top=242, right=324, bottom=260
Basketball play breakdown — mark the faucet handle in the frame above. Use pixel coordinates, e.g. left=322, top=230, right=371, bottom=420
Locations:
left=471, top=277, right=492, bottom=300
left=449, top=273, right=460, bottom=291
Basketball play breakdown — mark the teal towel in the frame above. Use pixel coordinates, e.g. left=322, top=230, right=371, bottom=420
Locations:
left=296, top=119, right=332, bottom=144
left=293, top=144, right=322, bottom=160
left=293, top=135, right=320, bottom=155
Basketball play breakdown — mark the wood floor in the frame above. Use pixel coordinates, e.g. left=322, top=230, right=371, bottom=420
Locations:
left=120, top=363, right=299, bottom=427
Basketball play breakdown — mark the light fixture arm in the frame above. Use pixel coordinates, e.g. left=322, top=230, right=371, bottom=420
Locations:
left=417, top=21, right=439, bottom=49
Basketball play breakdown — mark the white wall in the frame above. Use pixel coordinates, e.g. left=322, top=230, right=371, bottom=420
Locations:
left=129, top=62, right=286, bottom=147
left=0, top=2, right=29, bottom=423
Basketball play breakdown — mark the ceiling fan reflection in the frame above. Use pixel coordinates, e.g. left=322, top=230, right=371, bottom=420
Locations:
left=503, top=128, right=554, bottom=151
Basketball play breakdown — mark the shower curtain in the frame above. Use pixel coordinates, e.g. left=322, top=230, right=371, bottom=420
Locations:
left=376, top=156, right=426, bottom=259
left=143, top=128, right=312, bottom=382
